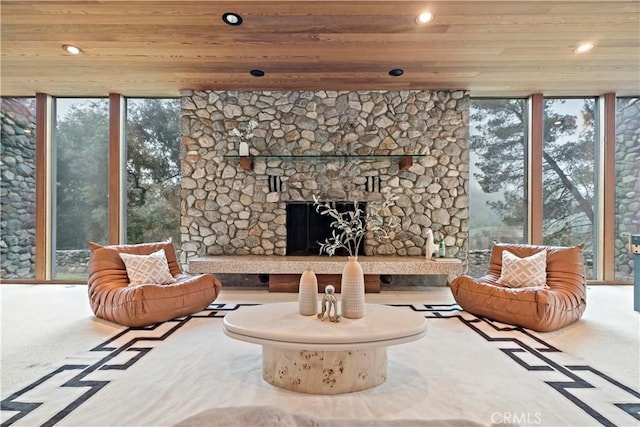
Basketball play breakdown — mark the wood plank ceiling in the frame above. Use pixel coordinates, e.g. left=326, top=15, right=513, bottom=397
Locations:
left=1, top=0, right=639, bottom=97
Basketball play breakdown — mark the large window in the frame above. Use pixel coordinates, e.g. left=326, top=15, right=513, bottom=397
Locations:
left=468, top=99, right=527, bottom=276
left=542, top=98, right=597, bottom=279
left=1, top=98, right=36, bottom=279
left=615, top=98, right=640, bottom=281
left=125, top=98, right=181, bottom=246
left=1, top=94, right=636, bottom=283
left=54, top=98, right=109, bottom=280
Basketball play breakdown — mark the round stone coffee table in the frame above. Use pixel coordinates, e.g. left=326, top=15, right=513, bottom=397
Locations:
left=223, top=302, right=427, bottom=394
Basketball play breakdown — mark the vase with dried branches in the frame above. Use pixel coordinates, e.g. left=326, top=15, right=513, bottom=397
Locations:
left=313, top=193, right=398, bottom=318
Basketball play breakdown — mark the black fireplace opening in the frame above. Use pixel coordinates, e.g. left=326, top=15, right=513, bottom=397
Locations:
left=286, top=202, right=366, bottom=256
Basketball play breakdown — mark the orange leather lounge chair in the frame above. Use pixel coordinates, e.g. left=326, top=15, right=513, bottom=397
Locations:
left=87, top=240, right=221, bottom=327
left=450, top=242, right=587, bottom=332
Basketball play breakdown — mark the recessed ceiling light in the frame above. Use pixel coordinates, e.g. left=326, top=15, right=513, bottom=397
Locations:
left=222, top=12, right=243, bottom=26
left=574, top=43, right=594, bottom=54
left=389, top=68, right=404, bottom=77
left=416, top=12, right=435, bottom=24
left=250, top=69, right=265, bottom=77
left=62, top=44, right=83, bottom=55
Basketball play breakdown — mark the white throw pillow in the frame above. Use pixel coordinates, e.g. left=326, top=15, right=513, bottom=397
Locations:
left=496, top=250, right=548, bottom=288
left=119, top=249, right=175, bottom=286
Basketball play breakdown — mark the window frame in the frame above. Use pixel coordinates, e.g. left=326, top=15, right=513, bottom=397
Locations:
left=0, top=92, right=631, bottom=284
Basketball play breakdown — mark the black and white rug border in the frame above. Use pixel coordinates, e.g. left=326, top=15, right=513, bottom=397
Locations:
left=2, top=303, right=639, bottom=427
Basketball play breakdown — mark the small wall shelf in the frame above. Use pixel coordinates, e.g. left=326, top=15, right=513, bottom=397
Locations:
left=225, top=154, right=425, bottom=171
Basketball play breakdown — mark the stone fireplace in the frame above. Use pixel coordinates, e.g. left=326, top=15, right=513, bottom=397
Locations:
left=286, top=201, right=366, bottom=256
left=180, top=90, right=469, bottom=269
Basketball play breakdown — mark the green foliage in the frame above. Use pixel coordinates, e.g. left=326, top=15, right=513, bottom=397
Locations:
left=541, top=99, right=595, bottom=247
left=126, top=99, right=181, bottom=244
left=53, top=98, right=181, bottom=249
left=55, top=100, right=109, bottom=249
left=470, top=98, right=595, bottom=250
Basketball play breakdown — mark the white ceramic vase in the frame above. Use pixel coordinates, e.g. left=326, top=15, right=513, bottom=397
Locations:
left=340, top=256, right=365, bottom=319
left=298, top=267, right=318, bottom=316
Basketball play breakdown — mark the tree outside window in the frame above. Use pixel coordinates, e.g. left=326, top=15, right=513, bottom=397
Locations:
left=54, top=98, right=109, bottom=279
left=543, top=98, right=597, bottom=278
left=470, top=98, right=597, bottom=279
left=126, top=99, right=181, bottom=249
left=469, top=99, right=526, bottom=276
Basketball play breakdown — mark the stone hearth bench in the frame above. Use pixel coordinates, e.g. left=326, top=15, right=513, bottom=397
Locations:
left=188, top=256, right=463, bottom=293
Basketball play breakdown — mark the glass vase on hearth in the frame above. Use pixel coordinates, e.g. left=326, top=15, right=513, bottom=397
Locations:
left=340, top=256, right=365, bottom=318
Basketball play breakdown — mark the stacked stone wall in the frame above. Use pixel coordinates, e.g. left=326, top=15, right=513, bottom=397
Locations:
left=1, top=99, right=36, bottom=279
left=615, top=99, right=640, bottom=280
left=1, top=100, right=90, bottom=280
left=54, top=250, right=90, bottom=277
left=180, top=90, right=470, bottom=267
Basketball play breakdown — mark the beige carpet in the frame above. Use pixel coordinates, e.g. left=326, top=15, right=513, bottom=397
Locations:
left=173, top=405, right=495, bottom=427
left=1, top=285, right=639, bottom=427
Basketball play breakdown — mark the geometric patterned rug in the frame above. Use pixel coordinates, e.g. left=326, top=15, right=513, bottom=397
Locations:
left=2, top=303, right=639, bottom=427
left=419, top=304, right=640, bottom=427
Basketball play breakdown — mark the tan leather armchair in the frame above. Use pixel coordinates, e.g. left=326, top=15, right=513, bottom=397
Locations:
left=450, top=243, right=586, bottom=332
left=87, top=240, right=221, bottom=327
